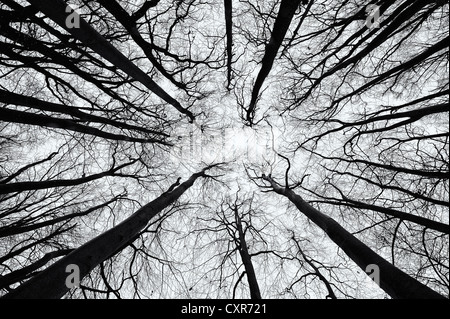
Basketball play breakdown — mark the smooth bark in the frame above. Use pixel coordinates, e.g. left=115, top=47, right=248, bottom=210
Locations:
left=1, top=165, right=216, bottom=299
left=234, top=207, right=261, bottom=299
left=26, top=0, right=194, bottom=122
left=246, top=0, right=301, bottom=125
left=0, top=108, right=168, bottom=145
left=224, top=0, right=233, bottom=90
left=0, top=249, right=73, bottom=289
left=0, top=89, right=168, bottom=138
left=0, top=160, right=136, bottom=195
left=262, top=175, right=446, bottom=299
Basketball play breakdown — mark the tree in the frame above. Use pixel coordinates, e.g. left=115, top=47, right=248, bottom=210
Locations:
left=244, top=0, right=302, bottom=126
left=196, top=192, right=263, bottom=299
left=275, top=0, right=449, bottom=297
left=0, top=0, right=448, bottom=299
left=1, top=164, right=222, bottom=299
left=249, top=165, right=444, bottom=298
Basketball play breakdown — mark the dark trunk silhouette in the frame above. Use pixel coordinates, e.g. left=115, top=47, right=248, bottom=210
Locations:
left=330, top=197, right=449, bottom=235
left=26, top=0, right=194, bottom=122
left=0, top=108, right=168, bottom=145
left=0, top=249, right=73, bottom=289
left=0, top=89, right=168, bottom=138
left=246, top=0, right=301, bottom=125
left=1, top=165, right=218, bottom=299
left=96, top=0, right=187, bottom=91
left=0, top=197, right=120, bottom=238
left=0, top=160, right=136, bottom=195
left=291, top=234, right=337, bottom=299
left=233, top=207, right=261, bottom=299
left=262, top=174, right=445, bottom=299
left=224, top=0, right=233, bottom=90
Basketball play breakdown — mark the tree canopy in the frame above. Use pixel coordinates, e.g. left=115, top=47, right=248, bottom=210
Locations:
left=0, top=0, right=448, bottom=299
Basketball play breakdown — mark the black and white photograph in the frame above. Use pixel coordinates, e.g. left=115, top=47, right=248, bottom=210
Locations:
left=0, top=0, right=448, bottom=308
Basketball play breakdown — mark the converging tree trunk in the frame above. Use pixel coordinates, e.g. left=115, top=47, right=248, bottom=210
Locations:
left=0, top=108, right=169, bottom=145
left=1, top=165, right=219, bottom=299
left=224, top=0, right=233, bottom=90
left=245, top=0, right=301, bottom=125
left=233, top=206, right=261, bottom=299
left=261, top=174, right=446, bottom=299
left=1, top=0, right=447, bottom=300
left=26, top=0, right=195, bottom=122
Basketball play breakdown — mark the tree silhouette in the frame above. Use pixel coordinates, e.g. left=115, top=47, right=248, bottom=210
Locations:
left=0, top=0, right=447, bottom=299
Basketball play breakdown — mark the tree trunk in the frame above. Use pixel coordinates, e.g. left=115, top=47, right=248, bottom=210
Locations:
left=0, top=249, right=73, bottom=289
left=1, top=166, right=215, bottom=299
left=337, top=197, right=449, bottom=235
left=0, top=108, right=167, bottom=145
left=0, top=197, right=120, bottom=238
left=262, top=175, right=446, bottom=299
left=0, top=89, right=168, bottom=138
left=224, top=0, right=233, bottom=90
left=26, top=0, right=194, bottom=122
left=234, top=208, right=261, bottom=299
left=96, top=0, right=186, bottom=91
left=246, top=0, right=301, bottom=124
left=0, top=160, right=136, bottom=195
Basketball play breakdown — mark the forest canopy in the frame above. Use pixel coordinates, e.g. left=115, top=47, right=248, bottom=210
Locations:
left=0, top=0, right=448, bottom=299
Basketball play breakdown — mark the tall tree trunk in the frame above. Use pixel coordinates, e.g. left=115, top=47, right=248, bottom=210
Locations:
left=96, top=0, right=186, bottom=91
left=234, top=208, right=261, bottom=299
left=1, top=165, right=217, bottom=299
left=0, top=89, right=168, bottom=138
left=26, top=0, right=194, bottom=122
left=334, top=197, right=449, bottom=235
left=262, top=175, right=446, bottom=299
left=0, top=160, right=137, bottom=195
left=246, top=0, right=301, bottom=125
left=0, top=249, right=73, bottom=289
left=0, top=108, right=168, bottom=145
left=224, top=0, right=233, bottom=90
left=0, top=197, right=120, bottom=238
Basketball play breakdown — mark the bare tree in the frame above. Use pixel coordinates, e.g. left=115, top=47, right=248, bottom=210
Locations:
left=247, top=160, right=445, bottom=299
left=243, top=0, right=301, bottom=126
left=1, top=164, right=223, bottom=299
left=0, top=0, right=447, bottom=299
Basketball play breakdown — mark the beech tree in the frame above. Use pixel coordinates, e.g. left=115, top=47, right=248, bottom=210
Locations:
left=189, top=192, right=263, bottom=299
left=275, top=0, right=448, bottom=298
left=247, top=166, right=445, bottom=298
left=0, top=0, right=448, bottom=299
left=2, top=164, right=222, bottom=299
